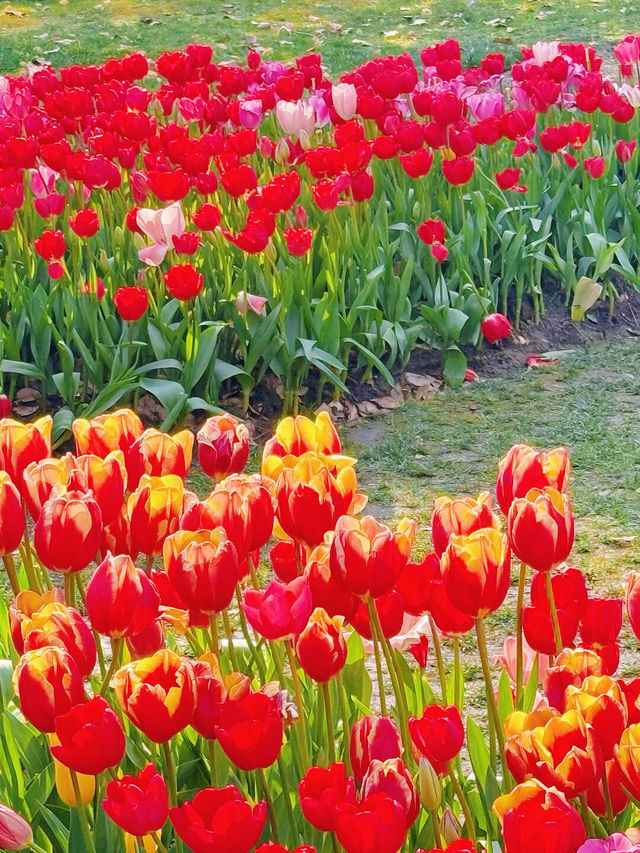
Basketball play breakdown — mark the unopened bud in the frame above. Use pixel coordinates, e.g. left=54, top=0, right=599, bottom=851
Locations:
left=441, top=807, right=462, bottom=845
left=275, top=137, right=290, bottom=166
left=298, top=129, right=312, bottom=150
left=418, top=757, right=442, bottom=811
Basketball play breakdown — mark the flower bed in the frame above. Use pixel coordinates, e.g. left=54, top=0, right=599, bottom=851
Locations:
left=0, top=407, right=639, bottom=852
left=2, top=37, right=640, bottom=430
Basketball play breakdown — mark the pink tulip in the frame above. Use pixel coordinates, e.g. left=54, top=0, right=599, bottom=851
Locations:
left=136, top=202, right=185, bottom=266
left=332, top=83, right=358, bottom=121
left=276, top=100, right=315, bottom=138
left=577, top=834, right=640, bottom=852
left=238, top=98, right=264, bottom=129
left=0, top=804, right=32, bottom=850
left=235, top=290, right=267, bottom=316
left=492, top=635, right=549, bottom=685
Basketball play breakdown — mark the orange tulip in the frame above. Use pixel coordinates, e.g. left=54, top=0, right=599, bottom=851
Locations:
left=181, top=473, right=275, bottom=556
left=127, top=475, right=185, bottom=557
left=71, top=450, right=127, bottom=524
left=166, top=527, right=238, bottom=614
left=505, top=709, right=602, bottom=797
left=565, top=675, right=628, bottom=760
left=0, top=471, right=25, bottom=556
left=114, top=649, right=196, bottom=742
left=492, top=778, right=549, bottom=824
left=196, top=414, right=249, bottom=481
left=507, top=487, right=574, bottom=573
left=329, top=514, right=415, bottom=597
left=126, top=427, right=194, bottom=488
left=22, top=456, right=70, bottom=520
left=0, top=416, right=52, bottom=491
left=275, top=452, right=365, bottom=548
left=21, top=602, right=96, bottom=678
left=13, top=645, right=85, bottom=732
left=262, top=411, right=342, bottom=478
left=496, top=443, right=570, bottom=514
left=615, top=723, right=640, bottom=800
left=431, top=491, right=500, bottom=557
left=503, top=707, right=558, bottom=739
left=9, top=588, right=65, bottom=653
left=441, top=528, right=511, bottom=618
left=72, top=408, right=143, bottom=458
left=34, top=489, right=102, bottom=573
left=544, top=647, right=604, bottom=710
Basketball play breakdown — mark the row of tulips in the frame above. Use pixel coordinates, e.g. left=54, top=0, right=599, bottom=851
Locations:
left=4, top=36, right=640, bottom=424
left=1, top=407, right=640, bottom=851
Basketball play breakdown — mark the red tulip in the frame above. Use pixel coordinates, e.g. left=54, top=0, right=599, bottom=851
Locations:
left=0, top=416, right=52, bottom=492
left=295, top=607, right=347, bottom=681
left=501, top=789, right=585, bottom=853
left=409, top=705, right=464, bottom=772
left=616, top=139, right=637, bottom=162
left=441, top=156, right=474, bottom=185
left=431, top=491, right=499, bottom=557
left=284, top=227, right=313, bottom=256
left=50, top=696, right=125, bottom=775
left=114, top=286, right=149, bottom=321
left=361, top=758, right=419, bottom=828
left=86, top=553, right=160, bottom=638
left=196, top=414, right=250, bottom=481
left=481, top=312, right=512, bottom=343
left=163, top=263, right=203, bottom=301
left=34, top=489, right=102, bottom=573
left=350, top=715, right=403, bottom=782
left=13, top=646, right=84, bottom=732
left=166, top=527, right=238, bottom=614
left=103, top=763, right=169, bottom=836
left=0, top=472, right=25, bottom=557
left=584, top=156, right=605, bottom=178
left=69, top=209, right=99, bottom=237
left=335, top=791, right=407, bottom=853
left=170, top=785, right=266, bottom=853
left=299, top=763, right=356, bottom=832
left=441, top=528, right=510, bottom=618
left=126, top=428, right=193, bottom=488
left=626, top=572, right=640, bottom=641
left=21, top=602, right=96, bottom=678
left=496, top=444, right=570, bottom=515
left=215, top=691, right=283, bottom=770
left=34, top=229, right=66, bottom=260
left=193, top=203, right=221, bottom=230
left=508, top=487, right=574, bottom=573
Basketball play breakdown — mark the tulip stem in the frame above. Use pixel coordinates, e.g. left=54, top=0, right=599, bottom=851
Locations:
left=474, top=618, right=509, bottom=784
left=602, top=770, right=615, bottom=832
left=150, top=832, right=169, bottom=853
left=579, top=793, right=594, bottom=837
left=221, top=609, right=239, bottom=670
left=144, top=555, right=154, bottom=575
left=431, top=809, right=442, bottom=848
left=162, top=741, right=178, bottom=808
left=277, top=753, right=299, bottom=840
left=515, top=561, right=527, bottom=706
left=2, top=554, right=19, bottom=596
left=447, top=762, right=477, bottom=845
left=207, top=738, right=217, bottom=787
left=208, top=614, right=220, bottom=658
left=64, top=574, right=75, bottom=608
left=429, top=615, right=448, bottom=704
left=321, top=680, right=336, bottom=763
left=544, top=571, right=563, bottom=655
left=257, top=767, right=279, bottom=842
left=285, top=638, right=310, bottom=767
left=99, top=637, right=123, bottom=695
left=20, top=537, right=42, bottom=592
left=235, top=585, right=267, bottom=682
left=367, top=599, right=388, bottom=716
left=369, top=600, right=411, bottom=757
left=70, top=771, right=97, bottom=853
left=336, top=670, right=352, bottom=774
left=453, top=635, right=461, bottom=711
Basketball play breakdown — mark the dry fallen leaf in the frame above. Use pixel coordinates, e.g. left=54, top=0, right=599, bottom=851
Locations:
left=374, top=396, right=403, bottom=410
left=356, top=400, right=381, bottom=416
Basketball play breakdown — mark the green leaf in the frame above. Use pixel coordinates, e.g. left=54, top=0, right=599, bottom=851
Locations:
left=442, top=346, right=467, bottom=387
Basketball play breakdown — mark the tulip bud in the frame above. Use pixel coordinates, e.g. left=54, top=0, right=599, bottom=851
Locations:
left=0, top=394, right=12, bottom=418
left=275, top=137, right=290, bottom=166
left=52, top=748, right=95, bottom=806
left=441, top=807, right=461, bottom=844
left=0, top=804, right=32, bottom=851
left=0, top=472, right=25, bottom=558
left=418, top=757, right=442, bottom=811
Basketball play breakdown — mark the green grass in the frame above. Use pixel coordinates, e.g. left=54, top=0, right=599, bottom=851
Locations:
left=1, top=0, right=639, bottom=74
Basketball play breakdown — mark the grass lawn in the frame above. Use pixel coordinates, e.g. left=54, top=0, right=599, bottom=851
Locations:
left=1, top=0, right=640, bottom=74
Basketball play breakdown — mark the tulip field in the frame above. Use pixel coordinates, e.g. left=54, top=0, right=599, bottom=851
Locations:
left=5, top=32, right=640, bottom=429
left=0, top=401, right=638, bottom=853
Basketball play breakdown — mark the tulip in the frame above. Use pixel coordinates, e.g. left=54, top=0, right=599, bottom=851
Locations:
left=215, top=691, right=283, bottom=770
left=408, top=634, right=429, bottom=668
left=295, top=607, right=347, bottom=681
left=299, top=763, right=356, bottom=832
left=350, top=715, right=403, bottom=782
left=587, top=759, right=629, bottom=818
left=34, top=489, right=102, bottom=574
left=103, top=764, right=169, bottom=836
left=0, top=472, right=25, bottom=563
left=330, top=514, right=415, bottom=597
left=71, top=450, right=127, bottom=524
left=284, top=227, right=313, bottom=256
left=616, top=139, right=637, bottom=162
left=169, top=785, right=266, bottom=853
left=481, top=312, right=512, bottom=343
left=101, top=504, right=139, bottom=560
left=577, top=837, right=640, bottom=853
left=431, top=491, right=499, bottom=557
left=13, top=645, right=84, bottom=732
left=127, top=474, right=185, bottom=556
left=262, top=411, right=342, bottom=477
left=167, top=527, right=238, bottom=614
left=127, top=618, right=166, bottom=659
left=335, top=791, right=407, bottom=853
left=276, top=100, right=315, bottom=138
left=114, top=649, right=196, bottom=742
left=270, top=539, right=305, bottom=582
left=50, top=695, right=125, bottom=775
left=235, top=290, right=267, bottom=315
left=544, top=647, right=603, bottom=710
left=496, top=443, right=570, bottom=514
left=361, top=758, right=419, bottom=828
left=53, top=754, right=95, bottom=806
left=243, top=576, right=312, bottom=640
left=190, top=658, right=227, bottom=739
left=0, top=395, right=11, bottom=417
left=86, top=553, right=160, bottom=638
left=626, top=572, right=640, bottom=641
left=69, top=208, right=99, bottom=237
left=507, top=487, right=574, bottom=573
left=72, top=408, right=143, bottom=459
left=418, top=757, right=442, bottom=811
left=565, top=675, right=627, bottom=760
left=441, top=528, right=510, bottom=618
left=126, top=427, right=194, bottom=488
left=500, top=787, right=585, bottom=853
left=440, top=808, right=462, bottom=845
left=307, top=543, right=359, bottom=620
left=163, top=263, right=203, bottom=300
left=0, top=804, right=33, bottom=850
left=196, top=414, right=250, bottom=481
left=0, top=415, right=52, bottom=490
left=614, top=723, right=640, bottom=800
left=580, top=596, right=623, bottom=648
left=114, top=285, right=149, bottom=321
left=409, top=705, right=464, bottom=772
left=332, top=83, right=358, bottom=120
left=21, top=602, right=96, bottom=678
left=9, top=588, right=64, bottom=653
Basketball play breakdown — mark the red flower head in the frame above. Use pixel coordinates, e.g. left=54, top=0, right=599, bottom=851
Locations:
left=431, top=491, right=499, bottom=557
left=114, top=286, right=149, bottom=321
left=584, top=156, right=605, bottom=179
left=166, top=527, right=238, bottom=614
left=163, top=263, right=203, bottom=301
left=34, top=229, right=66, bottom=260
left=507, top=487, right=574, bottom=573
left=417, top=218, right=445, bottom=246
left=0, top=416, right=52, bottom=492
left=496, top=443, right=570, bottom=515
left=441, top=156, right=474, bottom=185
left=13, top=645, right=84, bottom=732
left=86, top=553, right=160, bottom=639
left=215, top=691, right=284, bottom=770
left=284, top=227, right=313, bottom=256
left=242, top=576, right=312, bottom=640
left=0, top=471, right=25, bottom=557
left=72, top=408, right=143, bottom=459
left=626, top=572, right=640, bottom=642
left=196, top=414, right=250, bottom=481
left=126, top=427, right=193, bottom=489
left=580, top=596, right=622, bottom=648
left=34, top=489, right=102, bottom=574
left=496, top=783, right=585, bottom=853
left=616, top=139, right=637, bottom=163
left=20, top=601, right=96, bottom=678
left=408, top=704, right=464, bottom=773
left=441, top=528, right=510, bottom=618
left=361, top=758, right=419, bottom=828
left=193, top=203, right=221, bottom=230
left=481, top=312, right=512, bottom=343
left=50, top=696, right=125, bottom=775
left=71, top=449, right=128, bottom=524
left=69, top=209, right=99, bottom=238
left=170, top=786, right=265, bottom=853
left=335, top=792, right=407, bottom=853
left=103, top=763, right=169, bottom=837
left=299, top=763, right=356, bottom=832
left=295, top=607, right=347, bottom=682
left=350, top=714, right=403, bottom=783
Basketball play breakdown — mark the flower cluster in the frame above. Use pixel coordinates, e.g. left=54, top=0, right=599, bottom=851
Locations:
left=0, top=408, right=639, bottom=852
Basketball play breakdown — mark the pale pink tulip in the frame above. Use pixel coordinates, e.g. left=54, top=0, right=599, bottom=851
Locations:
left=362, top=613, right=431, bottom=655
left=577, top=835, right=640, bottom=853
left=235, top=291, right=267, bottom=315
left=531, top=40, right=561, bottom=64
left=276, top=100, right=315, bottom=138
left=492, top=635, right=549, bottom=685
left=332, top=83, right=358, bottom=121
left=136, top=201, right=186, bottom=266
